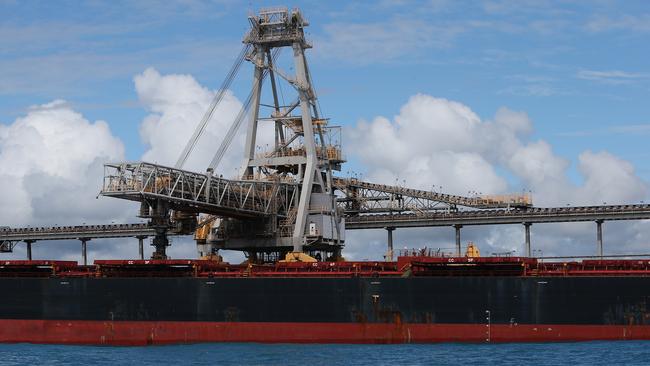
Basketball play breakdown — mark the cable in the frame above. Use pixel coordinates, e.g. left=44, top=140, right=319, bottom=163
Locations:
left=207, top=87, right=256, bottom=171
left=175, top=44, right=251, bottom=169
left=207, top=48, right=282, bottom=172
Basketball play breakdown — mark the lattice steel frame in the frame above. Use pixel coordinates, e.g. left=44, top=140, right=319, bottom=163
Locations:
left=102, top=162, right=299, bottom=219
left=334, top=178, right=532, bottom=216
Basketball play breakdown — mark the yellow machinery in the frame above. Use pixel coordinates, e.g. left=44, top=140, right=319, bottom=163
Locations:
left=279, top=252, right=318, bottom=263
left=194, top=215, right=223, bottom=261
left=465, top=242, right=480, bottom=257
left=194, top=215, right=218, bottom=244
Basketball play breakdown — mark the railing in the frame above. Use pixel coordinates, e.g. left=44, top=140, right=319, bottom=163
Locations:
left=0, top=223, right=155, bottom=242
left=345, top=204, right=650, bottom=229
left=256, top=145, right=344, bottom=162
left=335, top=178, right=532, bottom=210
left=102, top=161, right=300, bottom=218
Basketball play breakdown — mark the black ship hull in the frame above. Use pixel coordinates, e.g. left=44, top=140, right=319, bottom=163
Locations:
left=2, top=275, right=650, bottom=344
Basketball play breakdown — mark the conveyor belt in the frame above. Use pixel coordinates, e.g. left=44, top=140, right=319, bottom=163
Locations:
left=0, top=223, right=155, bottom=242
left=345, top=204, right=650, bottom=229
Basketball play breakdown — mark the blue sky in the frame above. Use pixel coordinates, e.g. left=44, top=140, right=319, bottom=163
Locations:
left=1, top=0, right=649, bottom=183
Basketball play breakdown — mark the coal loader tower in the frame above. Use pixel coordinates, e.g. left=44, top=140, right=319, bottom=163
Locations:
left=100, top=8, right=533, bottom=263
left=102, top=8, right=346, bottom=262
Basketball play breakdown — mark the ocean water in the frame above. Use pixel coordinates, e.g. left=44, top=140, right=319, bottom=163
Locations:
left=0, top=341, right=648, bottom=366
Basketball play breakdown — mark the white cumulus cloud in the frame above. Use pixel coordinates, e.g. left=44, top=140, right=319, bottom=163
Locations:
left=136, top=67, right=241, bottom=173
left=0, top=100, right=135, bottom=261
left=135, top=67, right=274, bottom=177
left=345, top=94, right=649, bottom=259
left=0, top=100, right=126, bottom=226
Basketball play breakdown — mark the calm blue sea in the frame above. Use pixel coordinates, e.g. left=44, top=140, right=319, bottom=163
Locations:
left=0, top=342, right=648, bottom=366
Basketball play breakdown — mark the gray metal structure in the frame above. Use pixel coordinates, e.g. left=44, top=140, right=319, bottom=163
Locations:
left=344, top=204, right=650, bottom=258
left=102, top=162, right=298, bottom=219
left=0, top=224, right=155, bottom=261
left=229, top=7, right=344, bottom=254
left=334, top=177, right=531, bottom=214
left=102, top=8, right=346, bottom=260
left=344, top=204, right=650, bottom=229
left=0, top=224, right=153, bottom=242
left=3, top=203, right=650, bottom=261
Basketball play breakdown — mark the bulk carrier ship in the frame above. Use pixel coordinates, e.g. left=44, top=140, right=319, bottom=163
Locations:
left=2, top=7, right=650, bottom=345
left=2, top=255, right=650, bottom=344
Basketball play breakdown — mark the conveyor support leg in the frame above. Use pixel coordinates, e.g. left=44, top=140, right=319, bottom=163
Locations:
left=524, top=223, right=532, bottom=257
left=385, top=227, right=395, bottom=261
left=80, top=238, right=90, bottom=266
left=454, top=224, right=462, bottom=256
left=25, top=240, right=33, bottom=260
left=596, top=220, right=604, bottom=258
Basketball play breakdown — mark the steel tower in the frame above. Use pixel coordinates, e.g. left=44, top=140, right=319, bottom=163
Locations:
left=213, top=8, right=344, bottom=260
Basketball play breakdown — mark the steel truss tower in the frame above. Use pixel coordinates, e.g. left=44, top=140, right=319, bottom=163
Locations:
left=211, top=7, right=345, bottom=260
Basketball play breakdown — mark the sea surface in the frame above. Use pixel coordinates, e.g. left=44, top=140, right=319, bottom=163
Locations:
left=0, top=341, right=648, bottom=366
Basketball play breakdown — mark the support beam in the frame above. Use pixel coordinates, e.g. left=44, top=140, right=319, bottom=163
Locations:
left=385, top=227, right=395, bottom=261
left=137, top=236, right=146, bottom=260
left=241, top=46, right=265, bottom=177
left=524, top=222, right=532, bottom=257
left=344, top=204, right=650, bottom=230
left=151, top=230, right=168, bottom=260
left=596, top=220, right=604, bottom=258
left=290, top=41, right=320, bottom=252
left=150, top=199, right=170, bottom=260
left=80, top=238, right=90, bottom=265
left=25, top=240, right=34, bottom=260
left=454, top=224, right=462, bottom=256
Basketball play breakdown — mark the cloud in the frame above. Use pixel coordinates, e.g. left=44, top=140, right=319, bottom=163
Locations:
left=348, top=95, right=536, bottom=196
left=498, top=74, right=565, bottom=97
left=135, top=67, right=257, bottom=175
left=0, top=100, right=126, bottom=224
left=345, top=94, right=649, bottom=259
left=558, top=123, right=650, bottom=138
left=609, top=124, right=650, bottom=134
left=498, top=84, right=559, bottom=97
left=577, top=69, right=650, bottom=84
left=585, top=14, right=650, bottom=33
left=482, top=0, right=553, bottom=15
left=353, top=95, right=647, bottom=209
left=135, top=67, right=279, bottom=176
left=314, top=19, right=464, bottom=64
left=0, top=38, right=241, bottom=96
left=0, top=99, right=135, bottom=260
left=576, top=150, right=647, bottom=205
left=0, top=1, right=241, bottom=96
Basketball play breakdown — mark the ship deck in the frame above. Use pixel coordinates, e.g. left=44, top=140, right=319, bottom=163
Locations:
left=3, top=256, right=650, bottom=278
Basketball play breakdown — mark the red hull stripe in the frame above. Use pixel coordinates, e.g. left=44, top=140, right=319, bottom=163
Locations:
left=0, top=320, right=648, bottom=345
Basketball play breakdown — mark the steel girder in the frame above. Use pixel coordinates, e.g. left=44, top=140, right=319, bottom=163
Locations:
left=345, top=204, right=650, bottom=229
left=101, top=162, right=299, bottom=219
left=333, top=178, right=532, bottom=215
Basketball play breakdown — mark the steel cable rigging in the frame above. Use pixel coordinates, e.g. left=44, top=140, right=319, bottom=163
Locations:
left=175, top=44, right=252, bottom=169
left=207, top=48, right=282, bottom=173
